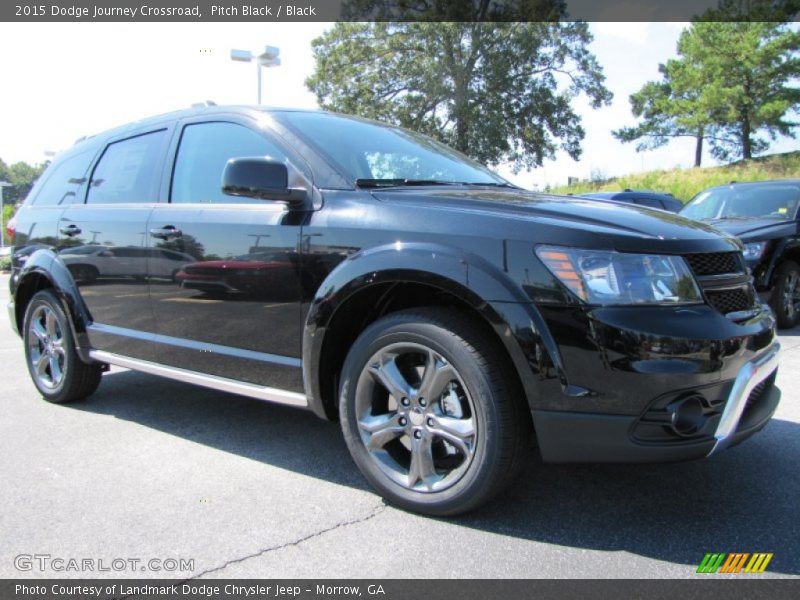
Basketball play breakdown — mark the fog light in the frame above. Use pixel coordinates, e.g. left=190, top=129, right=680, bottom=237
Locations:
left=669, top=395, right=707, bottom=436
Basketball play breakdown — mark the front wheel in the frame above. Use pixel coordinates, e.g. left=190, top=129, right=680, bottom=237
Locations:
left=339, top=308, right=530, bottom=516
left=770, top=260, right=800, bottom=329
left=23, top=289, right=103, bottom=403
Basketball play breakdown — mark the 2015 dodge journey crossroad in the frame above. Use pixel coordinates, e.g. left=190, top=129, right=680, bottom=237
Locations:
left=7, top=106, right=781, bottom=515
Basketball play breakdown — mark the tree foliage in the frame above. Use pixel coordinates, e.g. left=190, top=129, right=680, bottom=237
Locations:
left=306, top=20, right=611, bottom=171
left=615, top=17, right=799, bottom=164
left=0, top=158, right=47, bottom=206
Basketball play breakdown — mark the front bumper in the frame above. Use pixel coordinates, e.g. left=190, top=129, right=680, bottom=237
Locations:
left=7, top=299, right=18, bottom=335
left=534, top=342, right=780, bottom=462
left=529, top=302, right=781, bottom=463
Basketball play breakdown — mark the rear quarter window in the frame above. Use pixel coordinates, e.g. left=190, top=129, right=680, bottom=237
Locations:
left=28, top=149, right=96, bottom=207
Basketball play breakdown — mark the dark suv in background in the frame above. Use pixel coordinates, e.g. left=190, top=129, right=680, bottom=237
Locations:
left=7, top=106, right=781, bottom=515
left=580, top=190, right=684, bottom=213
left=681, top=180, right=800, bottom=329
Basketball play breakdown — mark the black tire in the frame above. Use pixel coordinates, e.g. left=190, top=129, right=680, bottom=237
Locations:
left=339, top=307, right=531, bottom=516
left=770, top=260, right=800, bottom=329
left=22, top=289, right=103, bottom=404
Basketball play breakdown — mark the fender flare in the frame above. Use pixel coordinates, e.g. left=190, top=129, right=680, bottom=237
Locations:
left=14, top=248, right=94, bottom=362
left=763, top=236, right=800, bottom=288
left=301, top=242, right=566, bottom=419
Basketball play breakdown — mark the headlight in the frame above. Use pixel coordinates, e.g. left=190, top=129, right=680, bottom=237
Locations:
left=742, top=241, right=767, bottom=261
left=535, top=245, right=702, bottom=305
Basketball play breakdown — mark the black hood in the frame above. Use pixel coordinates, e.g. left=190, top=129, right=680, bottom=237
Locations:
left=372, top=187, right=741, bottom=253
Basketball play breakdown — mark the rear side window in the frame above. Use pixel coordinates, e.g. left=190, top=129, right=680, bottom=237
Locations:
left=171, top=122, right=287, bottom=204
left=29, top=149, right=95, bottom=206
left=87, top=130, right=167, bottom=204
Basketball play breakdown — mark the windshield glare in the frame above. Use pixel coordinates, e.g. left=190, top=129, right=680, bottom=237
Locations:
left=274, top=111, right=506, bottom=186
left=682, top=184, right=800, bottom=221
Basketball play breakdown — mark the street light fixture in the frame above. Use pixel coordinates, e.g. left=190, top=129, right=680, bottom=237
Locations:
left=0, top=181, right=12, bottom=250
left=230, top=45, right=281, bottom=104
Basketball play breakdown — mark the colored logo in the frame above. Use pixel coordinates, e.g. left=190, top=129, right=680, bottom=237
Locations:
left=697, top=553, right=773, bottom=574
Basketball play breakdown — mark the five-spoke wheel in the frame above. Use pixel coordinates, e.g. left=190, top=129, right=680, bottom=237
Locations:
left=340, top=307, right=530, bottom=516
left=23, top=290, right=103, bottom=403
left=771, top=261, right=800, bottom=329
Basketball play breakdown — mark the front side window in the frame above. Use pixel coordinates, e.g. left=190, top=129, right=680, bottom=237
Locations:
left=87, top=130, right=167, bottom=204
left=171, top=122, right=287, bottom=204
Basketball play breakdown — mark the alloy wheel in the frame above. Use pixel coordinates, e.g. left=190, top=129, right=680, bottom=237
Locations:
left=27, top=305, right=66, bottom=389
left=354, top=342, right=477, bottom=493
left=782, top=271, right=799, bottom=320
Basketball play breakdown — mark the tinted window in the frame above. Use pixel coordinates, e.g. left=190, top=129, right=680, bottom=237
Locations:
left=171, top=122, right=286, bottom=204
left=30, top=149, right=95, bottom=206
left=682, top=184, right=800, bottom=220
left=636, top=197, right=664, bottom=210
left=275, top=111, right=505, bottom=185
left=87, top=130, right=166, bottom=204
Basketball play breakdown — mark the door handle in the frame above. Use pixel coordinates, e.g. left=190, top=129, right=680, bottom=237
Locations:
left=149, top=226, right=182, bottom=240
left=59, top=224, right=82, bottom=237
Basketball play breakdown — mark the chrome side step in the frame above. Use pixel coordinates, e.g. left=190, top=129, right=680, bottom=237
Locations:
left=88, top=350, right=308, bottom=409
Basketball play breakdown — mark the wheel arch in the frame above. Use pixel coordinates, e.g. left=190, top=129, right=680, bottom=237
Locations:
left=302, top=242, right=563, bottom=420
left=764, top=237, right=800, bottom=287
left=13, top=249, right=93, bottom=360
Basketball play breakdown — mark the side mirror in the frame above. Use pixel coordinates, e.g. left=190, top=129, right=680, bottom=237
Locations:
left=222, top=157, right=307, bottom=208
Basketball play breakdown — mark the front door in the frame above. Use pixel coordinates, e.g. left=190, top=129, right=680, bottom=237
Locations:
left=148, top=119, right=305, bottom=391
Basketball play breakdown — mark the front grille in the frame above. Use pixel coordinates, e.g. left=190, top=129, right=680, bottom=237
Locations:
left=684, top=252, right=743, bottom=276
left=705, top=287, right=753, bottom=315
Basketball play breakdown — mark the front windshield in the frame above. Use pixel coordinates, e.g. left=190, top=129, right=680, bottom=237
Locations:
left=273, top=111, right=507, bottom=186
left=681, top=183, right=800, bottom=221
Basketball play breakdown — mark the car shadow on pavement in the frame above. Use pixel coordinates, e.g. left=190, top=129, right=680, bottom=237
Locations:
left=73, top=361, right=799, bottom=577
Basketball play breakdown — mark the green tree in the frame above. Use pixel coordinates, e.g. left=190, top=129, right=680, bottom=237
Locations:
left=678, top=20, right=799, bottom=161
left=613, top=63, right=722, bottom=167
left=1, top=158, right=47, bottom=244
left=615, top=18, right=799, bottom=164
left=306, top=21, right=611, bottom=171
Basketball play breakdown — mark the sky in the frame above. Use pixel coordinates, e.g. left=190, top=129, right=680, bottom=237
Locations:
left=0, top=22, right=796, bottom=190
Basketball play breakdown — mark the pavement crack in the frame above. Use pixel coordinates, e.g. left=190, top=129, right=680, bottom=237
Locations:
left=187, top=501, right=387, bottom=579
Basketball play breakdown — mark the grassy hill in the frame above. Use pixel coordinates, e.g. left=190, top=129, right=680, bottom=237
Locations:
left=549, top=151, right=800, bottom=203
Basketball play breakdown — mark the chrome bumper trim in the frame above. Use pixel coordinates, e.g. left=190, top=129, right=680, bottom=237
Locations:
left=88, top=350, right=308, bottom=408
left=7, top=300, right=18, bottom=335
left=708, top=341, right=780, bottom=455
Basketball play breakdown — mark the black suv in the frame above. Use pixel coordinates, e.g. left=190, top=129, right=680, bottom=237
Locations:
left=681, top=180, right=800, bottom=329
left=580, top=190, right=684, bottom=213
left=7, top=107, right=781, bottom=515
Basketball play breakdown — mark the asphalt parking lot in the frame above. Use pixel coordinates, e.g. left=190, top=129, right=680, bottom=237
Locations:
left=1, top=273, right=798, bottom=579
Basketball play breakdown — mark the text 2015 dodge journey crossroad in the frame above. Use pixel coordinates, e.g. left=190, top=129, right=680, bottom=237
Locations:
left=7, top=106, right=781, bottom=515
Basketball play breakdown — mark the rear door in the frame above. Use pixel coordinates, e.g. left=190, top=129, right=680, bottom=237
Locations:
left=58, top=126, right=172, bottom=361
left=148, top=117, right=306, bottom=391
left=11, top=147, right=98, bottom=266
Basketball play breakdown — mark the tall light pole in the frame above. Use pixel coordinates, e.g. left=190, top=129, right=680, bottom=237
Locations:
left=0, top=181, right=12, bottom=249
left=230, top=46, right=281, bottom=104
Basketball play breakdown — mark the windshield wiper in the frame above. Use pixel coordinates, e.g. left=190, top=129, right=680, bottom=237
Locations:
left=355, top=178, right=463, bottom=189
left=355, top=178, right=517, bottom=189
left=461, top=181, right=518, bottom=189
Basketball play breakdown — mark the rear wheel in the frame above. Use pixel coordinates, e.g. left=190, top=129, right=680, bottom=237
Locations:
left=770, top=261, right=800, bottom=329
left=23, top=290, right=103, bottom=403
left=339, top=307, right=530, bottom=515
